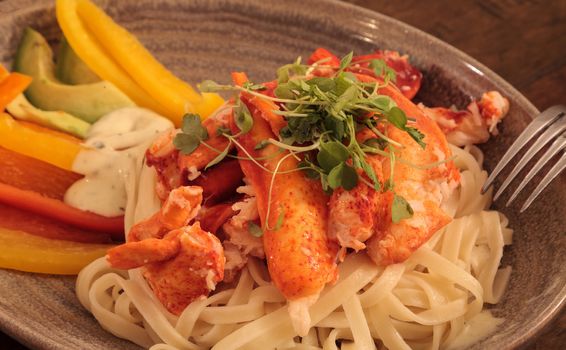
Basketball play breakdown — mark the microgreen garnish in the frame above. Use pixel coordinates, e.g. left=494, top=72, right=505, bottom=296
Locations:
left=242, top=82, right=266, bottom=91
left=205, top=142, right=231, bottom=170
left=216, top=126, right=231, bottom=136
left=175, top=51, right=428, bottom=224
left=327, top=162, right=358, bottom=190
left=369, top=59, right=396, bottom=83
left=339, top=51, right=354, bottom=72
left=274, top=210, right=285, bottom=231
left=248, top=222, right=264, bottom=237
left=173, top=114, right=208, bottom=154
left=254, top=139, right=270, bottom=150
left=233, top=98, right=254, bottom=135
left=391, top=194, right=414, bottom=223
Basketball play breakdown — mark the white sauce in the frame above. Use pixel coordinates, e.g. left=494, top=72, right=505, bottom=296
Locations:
left=64, top=107, right=173, bottom=217
left=445, top=311, right=504, bottom=350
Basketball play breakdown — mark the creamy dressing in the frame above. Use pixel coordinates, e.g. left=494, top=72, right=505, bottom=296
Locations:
left=445, top=311, right=504, bottom=350
left=64, top=107, right=173, bottom=217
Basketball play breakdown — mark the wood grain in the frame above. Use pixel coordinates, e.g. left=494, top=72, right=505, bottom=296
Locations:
left=346, top=0, right=566, bottom=110
left=1, top=0, right=564, bottom=349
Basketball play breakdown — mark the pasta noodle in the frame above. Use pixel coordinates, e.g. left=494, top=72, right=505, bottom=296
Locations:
left=76, top=144, right=513, bottom=349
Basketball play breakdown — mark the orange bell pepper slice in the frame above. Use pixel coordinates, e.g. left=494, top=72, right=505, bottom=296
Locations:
left=0, top=146, right=82, bottom=201
left=0, top=72, right=32, bottom=111
left=0, top=113, right=82, bottom=171
left=0, top=226, right=113, bottom=275
left=0, top=182, right=124, bottom=237
left=0, top=146, right=124, bottom=238
left=0, top=202, right=113, bottom=244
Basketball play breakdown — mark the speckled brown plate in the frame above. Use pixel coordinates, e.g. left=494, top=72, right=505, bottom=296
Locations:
left=0, top=0, right=564, bottom=349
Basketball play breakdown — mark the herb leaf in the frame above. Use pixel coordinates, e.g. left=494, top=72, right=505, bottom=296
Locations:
left=307, top=77, right=336, bottom=92
left=391, top=194, right=414, bottom=223
left=274, top=210, right=285, bottom=230
left=341, top=163, right=358, bottom=190
left=255, top=139, right=270, bottom=150
left=317, top=141, right=350, bottom=171
left=297, top=160, right=320, bottom=179
left=358, top=156, right=380, bottom=190
left=327, top=162, right=358, bottom=190
left=199, top=80, right=222, bottom=92
left=205, top=142, right=231, bottom=169
left=327, top=163, right=343, bottom=189
left=333, top=84, right=357, bottom=114
left=248, top=222, right=264, bottom=237
left=173, top=133, right=200, bottom=155
left=370, top=59, right=396, bottom=82
left=234, top=100, right=253, bottom=134
left=174, top=114, right=209, bottom=155
left=386, top=106, right=407, bottom=130
left=274, top=83, right=295, bottom=99
left=339, top=51, right=354, bottom=71
left=406, top=127, right=426, bottom=149
left=242, top=82, right=266, bottom=91
left=181, top=114, right=208, bottom=140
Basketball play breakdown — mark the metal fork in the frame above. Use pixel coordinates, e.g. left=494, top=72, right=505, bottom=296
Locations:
left=481, top=105, right=566, bottom=212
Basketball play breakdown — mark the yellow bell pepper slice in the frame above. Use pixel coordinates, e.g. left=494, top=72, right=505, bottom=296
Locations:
left=75, top=0, right=224, bottom=124
left=0, top=113, right=82, bottom=171
left=56, top=0, right=224, bottom=125
left=0, top=227, right=113, bottom=275
left=55, top=0, right=168, bottom=117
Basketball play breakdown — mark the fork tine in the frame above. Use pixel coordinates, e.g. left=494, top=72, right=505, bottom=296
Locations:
left=493, top=116, right=566, bottom=200
left=482, top=105, right=565, bottom=193
left=521, top=152, right=566, bottom=212
left=506, top=132, right=566, bottom=206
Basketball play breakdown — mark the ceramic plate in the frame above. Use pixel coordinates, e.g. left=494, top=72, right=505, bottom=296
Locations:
left=0, top=0, right=564, bottom=349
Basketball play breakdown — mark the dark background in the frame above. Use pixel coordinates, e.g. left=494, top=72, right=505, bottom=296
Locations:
left=1, top=0, right=565, bottom=349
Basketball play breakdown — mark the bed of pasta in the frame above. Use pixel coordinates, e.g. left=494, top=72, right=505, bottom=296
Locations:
left=77, top=143, right=512, bottom=350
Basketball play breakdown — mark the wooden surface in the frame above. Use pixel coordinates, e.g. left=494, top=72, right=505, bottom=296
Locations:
left=1, top=0, right=565, bottom=349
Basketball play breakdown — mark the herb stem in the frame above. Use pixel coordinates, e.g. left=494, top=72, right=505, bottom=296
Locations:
left=264, top=151, right=296, bottom=230
left=267, top=138, right=321, bottom=152
left=366, top=121, right=403, bottom=148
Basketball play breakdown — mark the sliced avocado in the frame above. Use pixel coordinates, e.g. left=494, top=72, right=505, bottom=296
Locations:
left=6, top=94, right=90, bottom=139
left=56, top=37, right=101, bottom=85
left=13, top=27, right=134, bottom=123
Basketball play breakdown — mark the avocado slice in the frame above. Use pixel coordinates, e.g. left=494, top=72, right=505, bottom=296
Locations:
left=56, top=37, right=101, bottom=85
left=6, top=94, right=90, bottom=139
left=13, top=27, right=134, bottom=123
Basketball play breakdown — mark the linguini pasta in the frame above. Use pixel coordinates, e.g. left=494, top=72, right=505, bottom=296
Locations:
left=76, top=144, right=512, bottom=350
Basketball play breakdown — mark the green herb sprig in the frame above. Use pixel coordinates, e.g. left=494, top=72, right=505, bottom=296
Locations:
left=178, top=52, right=429, bottom=225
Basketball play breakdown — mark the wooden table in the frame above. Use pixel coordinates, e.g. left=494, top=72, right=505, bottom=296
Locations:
left=1, top=0, right=564, bottom=349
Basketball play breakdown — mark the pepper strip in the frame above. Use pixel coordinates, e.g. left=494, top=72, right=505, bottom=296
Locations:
left=55, top=0, right=168, bottom=116
left=0, top=113, right=82, bottom=171
left=76, top=0, right=224, bottom=124
left=57, top=0, right=224, bottom=125
left=0, top=182, right=124, bottom=237
left=0, top=72, right=32, bottom=111
left=0, top=227, right=113, bottom=275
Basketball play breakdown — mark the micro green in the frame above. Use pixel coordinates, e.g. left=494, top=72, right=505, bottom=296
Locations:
left=392, top=194, right=414, bottom=223
left=173, top=114, right=208, bottom=154
left=175, top=51, right=427, bottom=224
left=248, top=222, right=264, bottom=237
